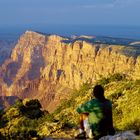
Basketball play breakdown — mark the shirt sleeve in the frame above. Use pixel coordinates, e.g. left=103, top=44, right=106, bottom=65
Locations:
left=77, top=100, right=94, bottom=113
left=77, top=103, right=87, bottom=113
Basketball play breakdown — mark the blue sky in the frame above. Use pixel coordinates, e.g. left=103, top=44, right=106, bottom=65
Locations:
left=0, top=0, right=140, bottom=27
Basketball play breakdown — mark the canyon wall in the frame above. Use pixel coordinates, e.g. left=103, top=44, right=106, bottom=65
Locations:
left=0, top=31, right=140, bottom=111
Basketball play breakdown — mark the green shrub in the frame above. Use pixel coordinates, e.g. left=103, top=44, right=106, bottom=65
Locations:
left=109, top=91, right=123, bottom=101
left=98, top=73, right=126, bottom=86
left=109, top=73, right=126, bottom=82
left=98, top=77, right=110, bottom=86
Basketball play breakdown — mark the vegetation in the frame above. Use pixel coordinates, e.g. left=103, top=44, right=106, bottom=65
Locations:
left=98, top=73, right=126, bottom=86
left=0, top=99, right=50, bottom=139
left=53, top=73, right=140, bottom=132
left=53, top=82, right=92, bottom=126
left=0, top=73, right=140, bottom=138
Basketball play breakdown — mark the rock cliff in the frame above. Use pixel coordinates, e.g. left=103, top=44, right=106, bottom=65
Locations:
left=0, top=31, right=140, bottom=111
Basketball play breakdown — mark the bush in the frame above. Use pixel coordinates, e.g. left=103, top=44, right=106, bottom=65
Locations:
left=25, top=99, right=42, bottom=109
left=98, top=73, right=126, bottom=86
left=20, top=99, right=43, bottom=119
left=109, top=91, right=123, bottom=101
left=98, top=77, right=110, bottom=86
left=109, top=73, right=126, bottom=82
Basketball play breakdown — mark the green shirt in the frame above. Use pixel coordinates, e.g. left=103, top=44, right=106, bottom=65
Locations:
left=77, top=98, right=114, bottom=136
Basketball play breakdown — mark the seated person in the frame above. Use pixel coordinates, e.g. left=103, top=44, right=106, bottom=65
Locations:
left=76, top=85, right=115, bottom=139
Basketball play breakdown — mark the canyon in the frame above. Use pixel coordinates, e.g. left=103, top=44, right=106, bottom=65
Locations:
left=0, top=31, right=140, bottom=112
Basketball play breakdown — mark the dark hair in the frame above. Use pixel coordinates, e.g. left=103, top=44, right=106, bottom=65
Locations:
left=93, top=85, right=105, bottom=100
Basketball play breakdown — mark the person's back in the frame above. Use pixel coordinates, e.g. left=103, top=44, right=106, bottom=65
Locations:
left=99, top=99, right=115, bottom=136
left=76, top=85, right=115, bottom=139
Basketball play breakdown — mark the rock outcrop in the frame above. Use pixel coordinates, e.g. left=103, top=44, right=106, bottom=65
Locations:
left=0, top=31, right=140, bottom=111
left=99, top=131, right=138, bottom=140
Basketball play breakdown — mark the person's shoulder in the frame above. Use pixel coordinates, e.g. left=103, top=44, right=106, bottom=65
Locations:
left=103, top=99, right=111, bottom=104
left=90, top=98, right=101, bottom=104
left=91, top=98, right=98, bottom=102
left=105, top=99, right=111, bottom=102
left=85, top=99, right=97, bottom=105
left=104, top=99, right=112, bottom=106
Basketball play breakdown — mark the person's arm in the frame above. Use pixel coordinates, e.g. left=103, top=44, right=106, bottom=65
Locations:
left=77, top=104, right=87, bottom=114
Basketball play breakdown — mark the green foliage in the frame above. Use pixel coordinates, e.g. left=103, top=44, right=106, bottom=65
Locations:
left=109, top=73, right=126, bottom=82
left=0, top=109, right=5, bottom=129
left=21, top=99, right=43, bottom=119
left=109, top=91, right=123, bottom=101
left=0, top=99, right=45, bottom=139
left=98, top=77, right=110, bottom=85
left=39, top=111, right=55, bottom=123
left=0, top=109, right=3, bottom=116
left=98, top=73, right=126, bottom=86
left=25, top=99, right=42, bottom=109
left=105, top=80, right=140, bottom=131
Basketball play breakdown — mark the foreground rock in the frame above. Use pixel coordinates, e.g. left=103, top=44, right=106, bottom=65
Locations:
left=100, top=131, right=139, bottom=140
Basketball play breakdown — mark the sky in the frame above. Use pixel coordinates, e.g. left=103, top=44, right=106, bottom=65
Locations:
left=0, top=0, right=140, bottom=27
left=0, top=0, right=140, bottom=39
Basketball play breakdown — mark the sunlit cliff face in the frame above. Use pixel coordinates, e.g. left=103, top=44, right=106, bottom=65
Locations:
left=0, top=31, right=140, bottom=112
